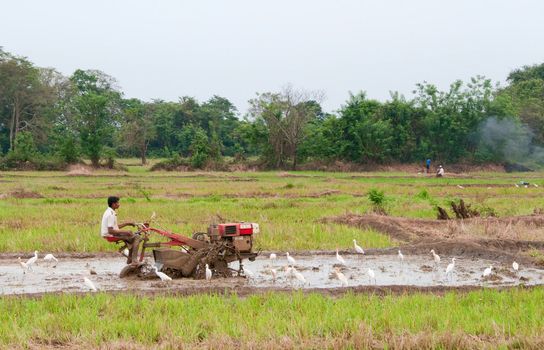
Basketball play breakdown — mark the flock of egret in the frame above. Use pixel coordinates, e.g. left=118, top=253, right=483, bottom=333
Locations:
left=260, top=241, right=522, bottom=288
left=16, top=251, right=100, bottom=292
left=13, top=243, right=523, bottom=292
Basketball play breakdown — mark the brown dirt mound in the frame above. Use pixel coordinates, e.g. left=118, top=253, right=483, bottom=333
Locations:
left=6, top=189, right=43, bottom=199
left=325, top=213, right=544, bottom=241
left=324, top=213, right=544, bottom=264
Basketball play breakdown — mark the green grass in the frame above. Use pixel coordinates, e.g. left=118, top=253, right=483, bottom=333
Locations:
left=1, top=288, right=543, bottom=348
left=0, top=168, right=543, bottom=253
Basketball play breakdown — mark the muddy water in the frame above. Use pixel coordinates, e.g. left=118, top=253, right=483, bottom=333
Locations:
left=1, top=253, right=543, bottom=295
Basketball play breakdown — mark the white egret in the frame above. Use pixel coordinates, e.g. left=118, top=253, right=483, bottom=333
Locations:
left=17, top=257, right=29, bottom=274
left=269, top=253, right=277, bottom=261
left=515, top=184, right=519, bottom=188
left=284, top=265, right=294, bottom=278
left=353, top=240, right=365, bottom=254
left=205, top=264, right=212, bottom=281
left=445, top=258, right=456, bottom=280
left=270, top=268, right=277, bottom=282
left=26, top=251, right=38, bottom=271
left=512, top=261, right=519, bottom=272
left=398, top=249, right=404, bottom=265
left=334, top=267, right=348, bottom=287
left=152, top=266, right=172, bottom=282
left=84, top=277, right=97, bottom=291
left=430, top=249, right=440, bottom=268
left=457, top=185, right=465, bottom=189
left=483, top=265, right=493, bottom=277
left=43, top=253, right=58, bottom=267
left=292, top=267, right=306, bottom=285
left=367, top=268, right=376, bottom=284
left=286, top=252, right=296, bottom=266
left=533, top=184, right=539, bottom=188
left=336, top=248, right=347, bottom=266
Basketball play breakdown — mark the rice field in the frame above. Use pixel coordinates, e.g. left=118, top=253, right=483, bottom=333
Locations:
left=1, top=162, right=544, bottom=349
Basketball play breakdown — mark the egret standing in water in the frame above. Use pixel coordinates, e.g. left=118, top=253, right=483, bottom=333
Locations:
left=292, top=267, right=307, bottom=286
left=286, top=252, right=296, bottom=266
left=483, top=265, right=493, bottom=278
left=83, top=277, right=97, bottom=292
left=43, top=254, right=58, bottom=267
left=430, top=249, right=440, bottom=269
left=367, top=268, right=376, bottom=285
left=152, top=266, right=172, bottom=282
left=334, top=267, right=348, bottom=287
left=445, top=258, right=456, bottom=281
left=269, top=253, right=277, bottom=261
left=398, top=249, right=404, bottom=263
left=17, top=257, right=29, bottom=274
left=512, top=261, right=519, bottom=273
left=269, top=268, right=277, bottom=282
left=26, top=251, right=39, bottom=271
left=336, top=248, right=347, bottom=266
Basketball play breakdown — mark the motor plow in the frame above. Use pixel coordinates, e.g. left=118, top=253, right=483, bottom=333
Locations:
left=117, top=221, right=259, bottom=280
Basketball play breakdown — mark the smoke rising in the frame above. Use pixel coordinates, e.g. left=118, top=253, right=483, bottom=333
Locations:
left=478, top=117, right=544, bottom=168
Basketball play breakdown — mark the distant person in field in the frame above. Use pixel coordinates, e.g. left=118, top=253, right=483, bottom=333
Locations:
left=426, top=158, right=431, bottom=174
left=101, top=196, right=141, bottom=265
left=436, top=165, right=445, bottom=177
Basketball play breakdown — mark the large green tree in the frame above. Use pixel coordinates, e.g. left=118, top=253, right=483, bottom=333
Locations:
left=0, top=50, right=58, bottom=153
left=119, top=98, right=157, bottom=165
left=68, top=69, right=121, bottom=167
left=248, top=86, right=324, bottom=169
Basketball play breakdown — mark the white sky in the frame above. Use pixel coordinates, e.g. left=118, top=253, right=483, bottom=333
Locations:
left=2, top=0, right=544, bottom=115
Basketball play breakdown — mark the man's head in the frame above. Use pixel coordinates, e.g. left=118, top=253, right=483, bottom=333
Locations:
left=108, top=196, right=120, bottom=209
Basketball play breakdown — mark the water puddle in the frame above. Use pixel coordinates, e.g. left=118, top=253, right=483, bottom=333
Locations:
left=0, top=253, right=542, bottom=295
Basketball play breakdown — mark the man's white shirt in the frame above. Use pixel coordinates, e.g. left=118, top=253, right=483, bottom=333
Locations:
left=101, top=207, right=119, bottom=237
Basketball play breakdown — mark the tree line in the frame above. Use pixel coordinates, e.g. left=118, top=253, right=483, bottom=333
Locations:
left=1, top=48, right=543, bottom=170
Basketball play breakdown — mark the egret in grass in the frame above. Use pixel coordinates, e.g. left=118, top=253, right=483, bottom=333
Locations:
left=512, top=261, right=519, bottom=272
left=457, top=185, right=465, bottom=189
left=353, top=240, right=365, bottom=254
left=336, top=248, right=347, bottom=266
left=84, top=277, right=97, bottom=291
left=430, top=249, right=440, bottom=268
left=205, top=264, right=212, bottom=281
left=43, top=254, right=58, bottom=267
left=445, top=258, right=456, bottom=280
left=334, top=267, right=348, bottom=287
left=152, top=266, right=172, bottom=282
left=367, top=268, right=376, bottom=284
left=26, top=251, right=38, bottom=271
left=17, top=257, right=29, bottom=274
left=286, top=252, right=296, bottom=266
left=483, top=265, right=493, bottom=277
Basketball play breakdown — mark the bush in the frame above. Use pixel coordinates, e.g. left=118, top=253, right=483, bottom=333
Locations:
left=150, top=154, right=189, bottom=171
left=367, top=188, right=388, bottom=214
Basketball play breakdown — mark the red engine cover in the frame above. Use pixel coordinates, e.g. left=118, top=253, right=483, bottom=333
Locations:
left=218, top=223, right=254, bottom=236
